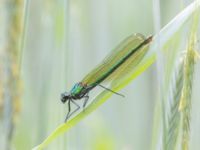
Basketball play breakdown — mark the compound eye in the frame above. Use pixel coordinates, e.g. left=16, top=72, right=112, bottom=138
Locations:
left=60, top=92, right=70, bottom=103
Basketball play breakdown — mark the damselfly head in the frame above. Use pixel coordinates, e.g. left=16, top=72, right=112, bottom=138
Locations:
left=61, top=92, right=70, bottom=103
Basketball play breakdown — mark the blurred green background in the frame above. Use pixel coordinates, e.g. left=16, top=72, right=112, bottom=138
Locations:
left=0, top=0, right=200, bottom=150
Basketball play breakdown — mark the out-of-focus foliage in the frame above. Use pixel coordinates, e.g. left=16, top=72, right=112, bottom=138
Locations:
left=0, top=0, right=23, bottom=150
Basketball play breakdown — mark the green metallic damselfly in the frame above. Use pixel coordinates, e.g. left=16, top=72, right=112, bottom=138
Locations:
left=61, top=33, right=153, bottom=122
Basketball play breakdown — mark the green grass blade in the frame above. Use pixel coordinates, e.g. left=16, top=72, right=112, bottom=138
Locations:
left=33, top=1, right=200, bottom=149
left=32, top=51, right=155, bottom=150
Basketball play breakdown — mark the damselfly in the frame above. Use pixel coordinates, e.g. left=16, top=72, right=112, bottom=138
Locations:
left=61, top=33, right=153, bottom=122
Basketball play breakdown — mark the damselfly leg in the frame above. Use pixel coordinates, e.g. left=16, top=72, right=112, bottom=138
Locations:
left=65, top=99, right=80, bottom=122
left=98, top=84, right=125, bottom=97
left=65, top=100, right=71, bottom=121
left=83, top=94, right=89, bottom=109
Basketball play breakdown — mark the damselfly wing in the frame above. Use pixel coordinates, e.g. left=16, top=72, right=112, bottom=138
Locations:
left=82, top=33, right=147, bottom=86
